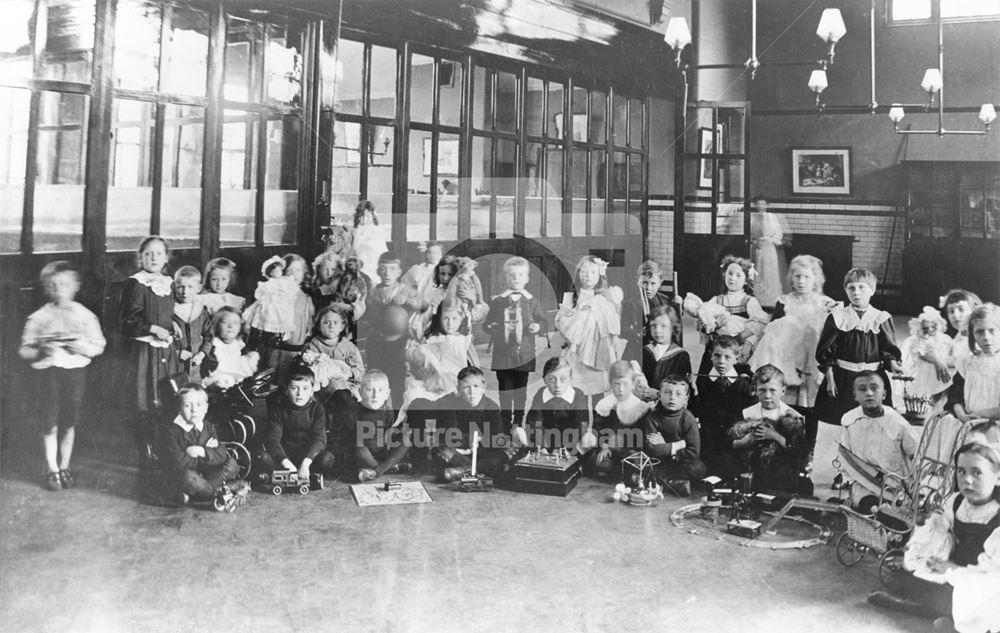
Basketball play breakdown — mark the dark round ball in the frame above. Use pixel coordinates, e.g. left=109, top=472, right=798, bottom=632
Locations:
left=378, top=304, right=410, bottom=339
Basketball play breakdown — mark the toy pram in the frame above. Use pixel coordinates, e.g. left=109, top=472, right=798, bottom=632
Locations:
left=205, top=368, right=278, bottom=479
left=834, top=411, right=969, bottom=587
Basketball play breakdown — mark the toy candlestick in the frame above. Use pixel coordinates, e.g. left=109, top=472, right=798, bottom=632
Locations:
left=470, top=430, right=480, bottom=476
left=673, top=271, right=679, bottom=296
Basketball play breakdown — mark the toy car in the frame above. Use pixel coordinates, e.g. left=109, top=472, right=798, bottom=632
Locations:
left=269, top=469, right=310, bottom=496
left=458, top=471, right=493, bottom=492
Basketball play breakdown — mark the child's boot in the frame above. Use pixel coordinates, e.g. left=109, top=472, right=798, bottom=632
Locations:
left=59, top=469, right=75, bottom=489
left=45, top=471, right=62, bottom=491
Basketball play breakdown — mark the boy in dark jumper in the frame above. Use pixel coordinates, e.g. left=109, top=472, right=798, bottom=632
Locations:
left=643, top=375, right=706, bottom=496
left=522, top=356, right=595, bottom=453
left=433, top=366, right=512, bottom=482
left=691, top=335, right=755, bottom=474
left=257, top=367, right=336, bottom=482
left=159, top=384, right=243, bottom=504
left=329, top=369, right=410, bottom=482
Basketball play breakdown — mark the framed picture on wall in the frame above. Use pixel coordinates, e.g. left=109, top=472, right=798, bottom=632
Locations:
left=791, top=147, right=851, bottom=196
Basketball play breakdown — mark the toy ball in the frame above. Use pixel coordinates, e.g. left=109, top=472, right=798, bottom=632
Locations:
left=377, top=304, right=410, bottom=340
left=614, top=483, right=626, bottom=493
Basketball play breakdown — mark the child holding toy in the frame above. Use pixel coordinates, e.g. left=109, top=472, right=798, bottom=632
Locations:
left=272, top=254, right=316, bottom=385
left=201, top=257, right=245, bottom=314
left=351, top=200, right=388, bottom=287
left=19, top=260, right=106, bottom=490
left=594, top=360, right=654, bottom=477
left=171, top=266, right=212, bottom=384
left=484, top=256, right=548, bottom=427
left=692, top=335, right=755, bottom=474
left=244, top=256, right=299, bottom=364
left=159, top=384, right=244, bottom=505
left=522, top=357, right=595, bottom=454
left=119, top=236, right=181, bottom=464
left=406, top=297, right=479, bottom=396
left=729, top=365, right=811, bottom=495
left=556, top=255, right=626, bottom=395
left=868, top=442, right=1000, bottom=633
left=684, top=255, right=769, bottom=374
left=300, top=303, right=364, bottom=397
left=328, top=370, right=410, bottom=482
left=814, top=268, right=902, bottom=426
left=258, top=367, right=336, bottom=482
left=643, top=375, right=706, bottom=496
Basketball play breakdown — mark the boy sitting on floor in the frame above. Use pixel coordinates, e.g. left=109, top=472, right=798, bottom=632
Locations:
left=160, top=383, right=246, bottom=505
left=522, top=357, right=595, bottom=454
left=257, top=367, right=336, bottom=483
left=329, top=369, right=410, bottom=482
left=644, top=374, right=706, bottom=496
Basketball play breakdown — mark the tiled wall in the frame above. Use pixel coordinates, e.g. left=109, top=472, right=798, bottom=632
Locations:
left=646, top=197, right=905, bottom=297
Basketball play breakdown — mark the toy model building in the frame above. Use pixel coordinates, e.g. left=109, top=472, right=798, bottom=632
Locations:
left=612, top=451, right=664, bottom=506
left=514, top=447, right=580, bottom=496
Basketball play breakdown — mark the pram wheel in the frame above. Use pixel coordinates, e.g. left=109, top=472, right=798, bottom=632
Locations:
left=878, top=549, right=905, bottom=591
left=835, top=532, right=868, bottom=566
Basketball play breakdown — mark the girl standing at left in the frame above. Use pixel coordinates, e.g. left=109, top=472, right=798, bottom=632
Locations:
left=119, top=236, right=180, bottom=466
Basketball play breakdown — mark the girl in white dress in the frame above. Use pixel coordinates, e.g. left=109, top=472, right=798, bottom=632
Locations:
left=750, top=196, right=788, bottom=309
left=350, top=200, right=388, bottom=288
left=950, top=304, right=1000, bottom=424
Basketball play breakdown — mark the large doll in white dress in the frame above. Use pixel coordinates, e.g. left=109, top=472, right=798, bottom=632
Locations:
left=902, top=307, right=955, bottom=399
left=350, top=200, right=388, bottom=288
left=751, top=255, right=836, bottom=407
left=556, top=255, right=626, bottom=395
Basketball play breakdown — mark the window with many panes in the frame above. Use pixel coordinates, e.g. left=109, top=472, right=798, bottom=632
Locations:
left=0, top=0, right=95, bottom=253
left=888, top=0, right=1000, bottom=23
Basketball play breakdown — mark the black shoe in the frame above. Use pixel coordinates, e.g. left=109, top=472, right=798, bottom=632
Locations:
left=59, top=468, right=75, bottom=489
left=867, top=591, right=936, bottom=618
left=45, top=471, right=62, bottom=491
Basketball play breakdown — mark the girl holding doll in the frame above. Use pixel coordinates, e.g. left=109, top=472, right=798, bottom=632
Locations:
left=243, top=256, right=298, bottom=365
left=939, top=289, right=983, bottom=378
left=201, top=307, right=260, bottom=390
left=406, top=297, right=480, bottom=396
left=556, top=255, right=626, bottom=395
left=299, top=303, right=364, bottom=397
left=119, top=236, right=181, bottom=463
left=750, top=254, right=836, bottom=408
left=351, top=200, right=388, bottom=288
left=273, top=254, right=316, bottom=384
left=901, top=306, right=955, bottom=403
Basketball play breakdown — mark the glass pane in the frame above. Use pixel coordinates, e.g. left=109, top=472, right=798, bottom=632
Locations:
left=438, top=60, right=462, bottom=127
left=891, top=0, right=930, bottom=20
left=943, top=0, right=1000, bottom=18
left=366, top=124, right=394, bottom=238
left=160, top=104, right=203, bottom=249
left=545, top=145, right=563, bottom=237
left=546, top=82, right=564, bottom=139
left=611, top=151, right=627, bottom=234
left=570, top=149, right=587, bottom=236
left=525, top=77, right=544, bottom=137
left=470, top=136, right=489, bottom=238
left=628, top=153, right=643, bottom=234
left=0, top=0, right=34, bottom=84
left=612, top=94, right=627, bottom=146
left=161, top=6, right=208, bottom=96
left=495, top=139, right=515, bottom=238
left=265, top=25, right=301, bottom=106
left=369, top=45, right=397, bottom=118
left=0, top=88, right=30, bottom=253
left=224, top=21, right=259, bottom=102
left=409, top=53, right=434, bottom=124
left=407, top=130, right=431, bottom=241
left=335, top=39, right=364, bottom=116
left=263, top=116, right=299, bottom=244
left=436, top=133, right=459, bottom=241
left=38, top=0, right=96, bottom=83
left=719, top=107, right=745, bottom=154
left=331, top=118, right=360, bottom=218
left=590, top=91, right=606, bottom=145
left=34, top=91, right=87, bottom=252
left=571, top=87, right=588, bottom=143
left=590, top=149, right=606, bottom=235
left=472, top=65, right=489, bottom=130
left=496, top=71, right=517, bottom=133
left=987, top=171, right=1000, bottom=239
left=629, top=98, right=643, bottom=148
left=220, top=111, right=256, bottom=246
left=107, top=99, right=154, bottom=251
left=113, top=0, right=161, bottom=92
left=524, top=142, right=542, bottom=237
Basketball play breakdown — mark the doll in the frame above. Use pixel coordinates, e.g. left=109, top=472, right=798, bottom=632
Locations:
left=244, top=256, right=298, bottom=358
left=902, top=306, right=954, bottom=398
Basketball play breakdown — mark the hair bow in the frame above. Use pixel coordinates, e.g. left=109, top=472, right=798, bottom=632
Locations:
left=594, top=258, right=608, bottom=276
left=260, top=255, right=284, bottom=277
left=747, top=264, right=758, bottom=281
left=938, top=295, right=947, bottom=309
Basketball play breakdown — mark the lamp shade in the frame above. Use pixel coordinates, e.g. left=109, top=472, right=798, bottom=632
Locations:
left=664, top=17, right=692, bottom=50
left=808, top=69, right=828, bottom=94
left=816, top=9, right=847, bottom=43
left=921, top=68, right=943, bottom=94
left=979, top=103, right=997, bottom=125
left=888, top=104, right=905, bottom=124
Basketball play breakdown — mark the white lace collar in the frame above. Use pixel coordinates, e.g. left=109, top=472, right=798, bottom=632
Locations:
left=131, top=270, right=173, bottom=297
left=831, top=304, right=891, bottom=334
left=498, top=289, right=533, bottom=300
